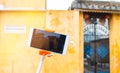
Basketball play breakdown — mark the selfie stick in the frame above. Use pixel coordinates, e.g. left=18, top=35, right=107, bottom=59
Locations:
left=36, top=29, right=54, bottom=73
left=36, top=50, right=51, bottom=73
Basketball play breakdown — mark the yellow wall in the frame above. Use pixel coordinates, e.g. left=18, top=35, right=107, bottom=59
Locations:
left=2, top=9, right=120, bottom=73
left=110, top=14, right=120, bottom=73
left=1, top=0, right=84, bottom=73
left=0, top=11, right=46, bottom=73
left=0, top=0, right=45, bottom=9
left=44, top=11, right=83, bottom=73
left=0, top=10, right=83, bottom=73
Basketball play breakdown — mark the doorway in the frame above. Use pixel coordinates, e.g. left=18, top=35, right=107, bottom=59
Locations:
left=84, top=12, right=111, bottom=73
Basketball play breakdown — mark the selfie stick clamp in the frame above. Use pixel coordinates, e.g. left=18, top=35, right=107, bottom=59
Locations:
left=36, top=50, right=52, bottom=73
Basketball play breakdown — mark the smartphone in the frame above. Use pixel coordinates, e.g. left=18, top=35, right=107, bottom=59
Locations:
left=28, top=28, right=69, bottom=55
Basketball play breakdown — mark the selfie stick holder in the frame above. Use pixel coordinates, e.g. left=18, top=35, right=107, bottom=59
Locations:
left=36, top=29, right=54, bottom=73
left=36, top=50, right=52, bottom=73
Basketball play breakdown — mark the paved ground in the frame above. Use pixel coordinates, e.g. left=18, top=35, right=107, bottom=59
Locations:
left=84, top=58, right=109, bottom=73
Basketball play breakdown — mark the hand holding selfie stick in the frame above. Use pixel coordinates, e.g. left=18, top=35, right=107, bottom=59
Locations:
left=36, top=29, right=54, bottom=73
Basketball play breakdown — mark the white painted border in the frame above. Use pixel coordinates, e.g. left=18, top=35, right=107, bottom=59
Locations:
left=62, top=35, right=69, bottom=55
left=4, top=25, right=26, bottom=33
left=27, top=28, right=34, bottom=47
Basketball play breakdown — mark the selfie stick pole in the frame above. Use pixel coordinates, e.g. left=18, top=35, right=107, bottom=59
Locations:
left=36, top=50, right=51, bottom=73
left=36, top=29, right=54, bottom=73
left=36, top=55, right=44, bottom=73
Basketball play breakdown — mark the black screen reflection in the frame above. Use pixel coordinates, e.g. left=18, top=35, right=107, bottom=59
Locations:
left=31, top=29, right=66, bottom=54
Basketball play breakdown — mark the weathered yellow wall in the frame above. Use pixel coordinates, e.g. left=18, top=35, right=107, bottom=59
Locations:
left=0, top=11, right=83, bottom=73
left=0, top=11, right=46, bottom=73
left=79, top=12, right=84, bottom=73
left=0, top=0, right=45, bottom=9
left=44, top=11, right=83, bottom=73
left=110, top=14, right=120, bottom=73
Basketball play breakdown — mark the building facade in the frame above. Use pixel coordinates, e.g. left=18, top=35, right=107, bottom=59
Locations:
left=0, top=0, right=120, bottom=73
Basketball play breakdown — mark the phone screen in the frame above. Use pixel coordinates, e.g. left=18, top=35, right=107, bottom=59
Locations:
left=28, top=28, right=69, bottom=55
